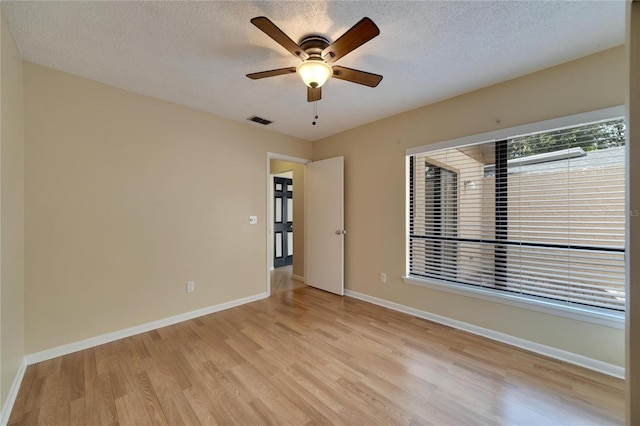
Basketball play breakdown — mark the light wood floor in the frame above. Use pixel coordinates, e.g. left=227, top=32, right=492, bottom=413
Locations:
left=270, top=265, right=305, bottom=296
left=9, top=283, right=624, bottom=425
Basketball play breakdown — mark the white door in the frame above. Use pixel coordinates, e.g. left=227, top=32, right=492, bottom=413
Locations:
left=306, top=156, right=344, bottom=295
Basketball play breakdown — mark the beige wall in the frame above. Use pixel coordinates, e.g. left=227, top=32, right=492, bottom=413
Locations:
left=270, top=160, right=305, bottom=278
left=23, top=63, right=312, bottom=353
left=626, top=2, right=639, bottom=424
left=313, top=46, right=626, bottom=367
left=0, top=5, right=25, bottom=406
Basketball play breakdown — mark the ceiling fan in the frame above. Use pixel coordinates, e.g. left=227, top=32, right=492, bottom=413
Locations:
left=246, top=16, right=383, bottom=102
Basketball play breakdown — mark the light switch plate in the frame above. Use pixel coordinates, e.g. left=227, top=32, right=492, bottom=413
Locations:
left=249, top=216, right=258, bottom=225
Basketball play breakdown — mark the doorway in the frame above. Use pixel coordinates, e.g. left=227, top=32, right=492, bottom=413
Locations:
left=273, top=174, right=293, bottom=268
left=267, top=154, right=310, bottom=295
left=266, top=153, right=345, bottom=296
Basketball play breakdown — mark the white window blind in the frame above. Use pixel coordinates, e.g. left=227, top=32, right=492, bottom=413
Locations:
left=408, top=118, right=626, bottom=312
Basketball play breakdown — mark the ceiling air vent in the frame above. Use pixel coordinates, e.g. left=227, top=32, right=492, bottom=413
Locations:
left=247, top=115, right=273, bottom=126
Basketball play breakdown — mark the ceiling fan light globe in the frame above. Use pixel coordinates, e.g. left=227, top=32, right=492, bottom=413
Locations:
left=297, top=61, right=332, bottom=88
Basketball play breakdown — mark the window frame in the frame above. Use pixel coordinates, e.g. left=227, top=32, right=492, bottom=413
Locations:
left=404, top=106, right=626, bottom=329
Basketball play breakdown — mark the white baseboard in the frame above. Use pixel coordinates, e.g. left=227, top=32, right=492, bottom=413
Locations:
left=291, top=274, right=305, bottom=283
left=345, top=289, right=624, bottom=379
left=25, top=291, right=269, bottom=365
left=1, top=357, right=27, bottom=426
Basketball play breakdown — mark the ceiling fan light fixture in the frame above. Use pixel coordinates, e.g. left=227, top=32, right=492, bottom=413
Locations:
left=296, top=60, right=332, bottom=88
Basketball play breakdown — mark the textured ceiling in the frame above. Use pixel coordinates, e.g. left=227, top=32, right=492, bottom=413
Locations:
left=2, top=1, right=626, bottom=142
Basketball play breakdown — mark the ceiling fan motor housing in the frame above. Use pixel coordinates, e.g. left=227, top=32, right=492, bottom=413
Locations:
left=299, top=35, right=331, bottom=59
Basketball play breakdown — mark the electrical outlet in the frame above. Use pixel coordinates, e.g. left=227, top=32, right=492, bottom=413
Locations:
left=380, top=272, right=387, bottom=284
left=249, top=216, right=258, bottom=225
left=186, top=281, right=195, bottom=293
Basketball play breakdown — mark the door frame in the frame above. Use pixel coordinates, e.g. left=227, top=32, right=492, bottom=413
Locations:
left=266, top=152, right=311, bottom=295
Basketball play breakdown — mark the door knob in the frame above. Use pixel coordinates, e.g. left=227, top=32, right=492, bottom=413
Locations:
left=335, top=230, right=347, bottom=235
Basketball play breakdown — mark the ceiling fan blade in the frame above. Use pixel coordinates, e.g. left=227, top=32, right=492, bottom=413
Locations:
left=332, top=66, right=383, bottom=87
left=322, top=17, right=380, bottom=63
left=251, top=16, right=309, bottom=60
left=307, top=86, right=322, bottom=102
left=246, top=67, right=297, bottom=80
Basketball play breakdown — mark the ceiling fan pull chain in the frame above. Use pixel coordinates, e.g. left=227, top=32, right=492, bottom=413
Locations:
left=312, top=102, right=319, bottom=126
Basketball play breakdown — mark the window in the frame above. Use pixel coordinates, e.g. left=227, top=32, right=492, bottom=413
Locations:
left=407, top=114, right=626, bottom=316
left=417, top=163, right=458, bottom=278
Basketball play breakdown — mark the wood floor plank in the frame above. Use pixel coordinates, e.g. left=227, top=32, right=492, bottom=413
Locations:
left=114, top=394, right=142, bottom=426
left=198, top=361, right=269, bottom=424
left=69, top=397, right=85, bottom=426
left=230, top=361, right=311, bottom=425
left=61, top=350, right=86, bottom=402
left=84, top=372, right=118, bottom=426
left=23, top=377, right=44, bottom=416
left=9, top=285, right=625, bottom=425
left=7, top=364, right=36, bottom=425
left=182, top=379, right=235, bottom=424
left=34, top=375, right=59, bottom=425
left=269, top=371, right=339, bottom=425
left=9, top=405, right=40, bottom=426
left=180, top=387, right=215, bottom=425
left=286, top=362, right=384, bottom=425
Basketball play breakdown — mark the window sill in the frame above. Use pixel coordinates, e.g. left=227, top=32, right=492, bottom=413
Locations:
left=402, top=275, right=625, bottom=330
